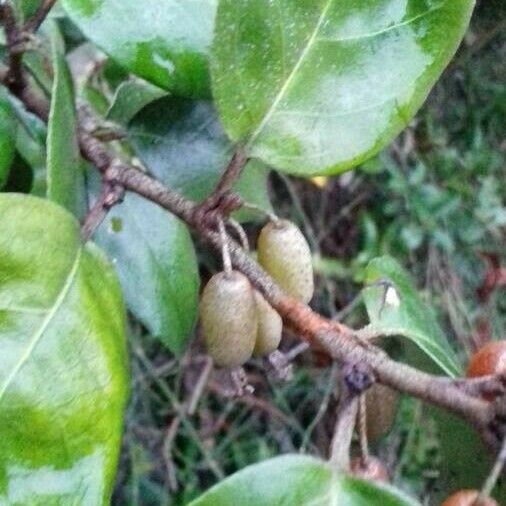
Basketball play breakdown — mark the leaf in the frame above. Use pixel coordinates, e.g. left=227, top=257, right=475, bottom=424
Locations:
left=62, top=0, right=217, bottom=98
left=46, top=23, right=86, bottom=217
left=7, top=94, right=47, bottom=195
left=211, top=0, right=475, bottom=176
left=0, top=193, right=128, bottom=503
left=0, top=93, right=17, bottom=189
left=14, top=0, right=39, bottom=18
left=106, top=78, right=168, bottom=126
left=362, top=256, right=461, bottom=377
left=189, top=455, right=420, bottom=505
left=91, top=180, right=200, bottom=355
left=430, top=407, right=506, bottom=503
left=129, top=96, right=272, bottom=221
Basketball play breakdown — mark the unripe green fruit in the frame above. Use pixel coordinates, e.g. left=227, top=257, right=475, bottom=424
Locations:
left=253, top=291, right=283, bottom=356
left=257, top=220, right=314, bottom=303
left=200, top=271, right=257, bottom=368
left=365, top=384, right=398, bottom=441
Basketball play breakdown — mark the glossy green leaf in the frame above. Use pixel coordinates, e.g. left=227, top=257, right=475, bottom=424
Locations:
left=106, top=78, right=167, bottom=126
left=211, top=0, right=475, bottom=176
left=46, top=24, right=86, bottom=217
left=129, top=97, right=272, bottom=221
left=189, top=455, right=420, bottom=505
left=362, top=256, right=461, bottom=377
left=7, top=94, right=47, bottom=196
left=0, top=193, right=128, bottom=503
left=0, top=94, right=17, bottom=189
left=92, top=185, right=200, bottom=355
left=62, top=0, right=217, bottom=98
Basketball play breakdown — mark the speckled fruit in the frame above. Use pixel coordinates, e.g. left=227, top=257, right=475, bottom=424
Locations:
left=466, top=341, right=506, bottom=378
left=349, top=457, right=389, bottom=482
left=200, top=271, right=257, bottom=368
left=253, top=291, right=283, bottom=356
left=365, top=384, right=398, bottom=441
left=257, top=219, right=314, bottom=303
left=441, top=490, right=498, bottom=506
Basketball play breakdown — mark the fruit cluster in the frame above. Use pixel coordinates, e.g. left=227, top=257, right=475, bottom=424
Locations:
left=200, top=219, right=313, bottom=368
left=200, top=215, right=504, bottom=505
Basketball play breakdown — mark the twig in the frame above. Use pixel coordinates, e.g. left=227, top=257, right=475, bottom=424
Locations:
left=0, top=2, right=25, bottom=91
left=300, top=362, right=338, bottom=452
left=188, top=358, right=213, bottom=416
left=23, top=0, right=59, bottom=33
left=162, top=357, right=214, bottom=491
left=81, top=179, right=124, bottom=241
left=330, top=363, right=375, bottom=469
left=163, top=417, right=181, bottom=492
left=450, top=375, right=506, bottom=399
left=358, top=394, right=370, bottom=464
left=478, top=436, right=506, bottom=502
left=330, top=376, right=359, bottom=470
left=227, top=218, right=249, bottom=251
left=1, top=38, right=505, bottom=452
left=200, top=148, right=247, bottom=210
left=218, top=218, right=232, bottom=276
left=100, top=163, right=501, bottom=447
left=208, top=380, right=291, bottom=425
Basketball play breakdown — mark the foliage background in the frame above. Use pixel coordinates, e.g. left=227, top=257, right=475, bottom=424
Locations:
left=98, top=1, right=504, bottom=504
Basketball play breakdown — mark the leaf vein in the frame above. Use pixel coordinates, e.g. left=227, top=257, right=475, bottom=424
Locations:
left=0, top=248, right=82, bottom=402
left=316, top=0, right=448, bottom=44
left=246, top=0, right=334, bottom=147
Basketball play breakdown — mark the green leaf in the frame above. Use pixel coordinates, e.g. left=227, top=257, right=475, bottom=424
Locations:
left=129, top=97, right=272, bottom=221
left=106, top=78, right=168, bottom=126
left=14, top=0, right=39, bottom=18
left=0, top=94, right=17, bottom=189
left=189, top=455, right=420, bottom=505
left=0, top=193, right=128, bottom=503
left=62, top=0, right=217, bottom=98
left=211, top=0, right=475, bottom=176
left=430, top=407, right=506, bottom=503
left=362, top=256, right=461, bottom=377
left=46, top=24, right=86, bottom=217
left=92, top=186, right=200, bottom=355
left=7, top=95, right=47, bottom=195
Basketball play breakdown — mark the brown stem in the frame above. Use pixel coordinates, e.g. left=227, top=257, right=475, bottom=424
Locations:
left=81, top=179, right=124, bottom=241
left=1, top=32, right=504, bottom=452
left=0, top=3, right=25, bottom=93
left=23, top=0, right=58, bottom=33
left=358, top=395, right=370, bottom=464
left=199, top=148, right=247, bottom=210
left=102, top=163, right=500, bottom=446
left=330, top=377, right=359, bottom=470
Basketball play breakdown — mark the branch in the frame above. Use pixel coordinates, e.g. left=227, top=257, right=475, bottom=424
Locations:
left=23, top=0, right=58, bottom=33
left=329, top=371, right=360, bottom=470
left=81, top=178, right=124, bottom=240
left=0, top=2, right=25, bottom=92
left=197, top=148, right=248, bottom=214
left=1, top=42, right=505, bottom=454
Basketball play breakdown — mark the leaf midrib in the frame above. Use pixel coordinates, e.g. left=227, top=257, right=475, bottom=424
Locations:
left=246, top=0, right=334, bottom=149
left=0, top=247, right=82, bottom=402
left=245, top=0, right=448, bottom=149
